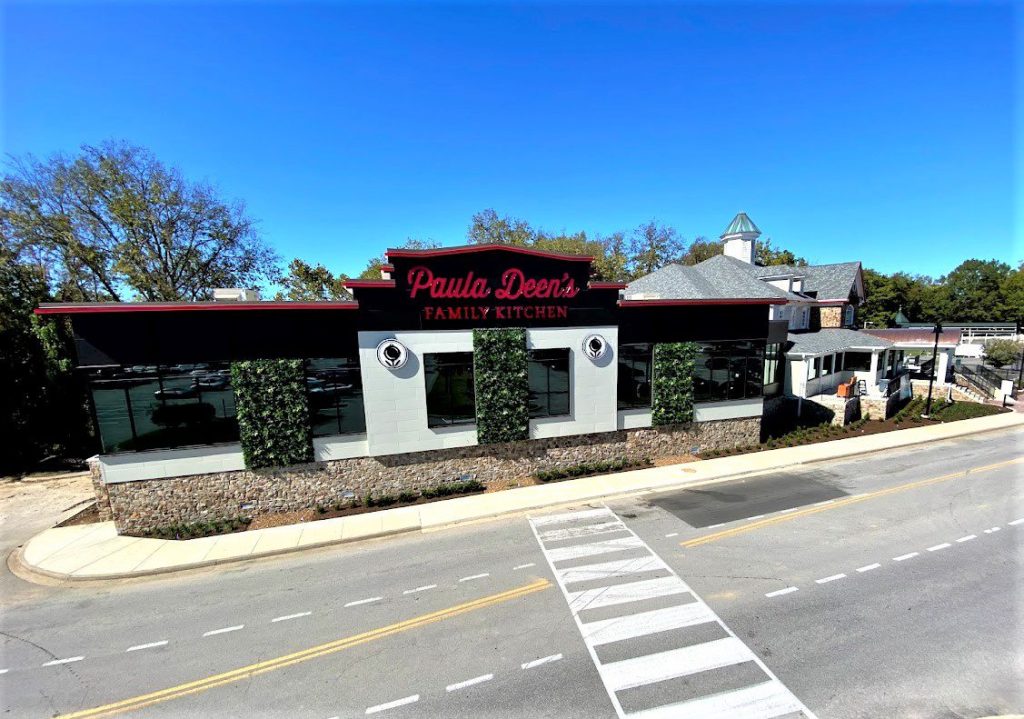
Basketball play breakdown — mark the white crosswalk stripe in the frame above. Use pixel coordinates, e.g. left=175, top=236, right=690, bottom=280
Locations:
left=529, top=506, right=817, bottom=719
left=580, top=603, right=717, bottom=646
left=546, top=535, right=647, bottom=563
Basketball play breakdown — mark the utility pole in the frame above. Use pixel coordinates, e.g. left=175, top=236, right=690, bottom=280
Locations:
left=922, top=321, right=942, bottom=418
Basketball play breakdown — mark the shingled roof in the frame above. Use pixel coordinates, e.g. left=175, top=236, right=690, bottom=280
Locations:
left=787, top=328, right=892, bottom=355
left=751, top=262, right=862, bottom=301
left=624, top=255, right=793, bottom=301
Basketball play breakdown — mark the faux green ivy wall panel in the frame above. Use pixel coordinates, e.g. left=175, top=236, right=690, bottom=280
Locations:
left=473, top=328, right=530, bottom=444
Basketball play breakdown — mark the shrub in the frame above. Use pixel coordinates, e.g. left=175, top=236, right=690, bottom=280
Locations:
left=143, top=515, right=251, bottom=540
left=231, top=359, right=313, bottom=469
left=534, top=457, right=652, bottom=483
left=398, top=491, right=417, bottom=504
left=984, top=338, right=1022, bottom=368
left=473, top=328, right=530, bottom=444
left=652, top=342, right=698, bottom=426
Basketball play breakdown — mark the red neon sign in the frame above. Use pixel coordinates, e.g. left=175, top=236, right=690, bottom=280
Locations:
left=406, top=266, right=580, bottom=301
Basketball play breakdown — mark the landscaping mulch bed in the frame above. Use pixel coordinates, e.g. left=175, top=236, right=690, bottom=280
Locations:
left=700, top=399, right=1008, bottom=460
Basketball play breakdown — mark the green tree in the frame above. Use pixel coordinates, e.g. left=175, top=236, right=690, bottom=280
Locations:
left=467, top=209, right=535, bottom=245
left=942, top=259, right=1011, bottom=322
left=680, top=237, right=721, bottom=266
left=359, top=238, right=441, bottom=279
left=276, top=259, right=351, bottom=301
left=984, top=338, right=1021, bottom=368
left=999, top=262, right=1024, bottom=321
left=627, top=220, right=683, bottom=277
left=1, top=141, right=279, bottom=301
left=0, top=249, right=93, bottom=472
left=756, top=238, right=807, bottom=267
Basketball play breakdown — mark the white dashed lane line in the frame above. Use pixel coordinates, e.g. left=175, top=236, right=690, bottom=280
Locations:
left=521, top=653, right=563, bottom=670
left=203, top=625, right=243, bottom=637
left=513, top=563, right=536, bottom=570
left=345, top=597, right=383, bottom=608
left=365, top=694, right=419, bottom=715
left=815, top=573, right=846, bottom=584
left=126, top=640, right=168, bottom=652
left=42, top=657, right=83, bottom=667
left=766, top=521, right=1019, bottom=599
left=458, top=573, right=490, bottom=583
left=402, top=585, right=437, bottom=595
left=271, top=612, right=311, bottom=623
left=445, top=673, right=493, bottom=692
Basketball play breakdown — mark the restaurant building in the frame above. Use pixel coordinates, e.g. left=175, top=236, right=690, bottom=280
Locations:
left=38, top=241, right=789, bottom=535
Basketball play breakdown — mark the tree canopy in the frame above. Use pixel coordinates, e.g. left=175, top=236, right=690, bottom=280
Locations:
left=2, top=141, right=279, bottom=301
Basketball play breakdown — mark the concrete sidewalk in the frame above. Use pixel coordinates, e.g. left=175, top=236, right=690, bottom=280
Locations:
left=13, top=411, right=1024, bottom=583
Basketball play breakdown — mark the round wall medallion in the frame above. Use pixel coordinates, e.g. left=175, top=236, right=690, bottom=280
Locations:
left=582, top=334, right=608, bottom=360
left=376, top=339, right=409, bottom=369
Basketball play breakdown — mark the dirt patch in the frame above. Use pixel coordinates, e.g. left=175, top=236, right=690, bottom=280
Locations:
left=57, top=502, right=101, bottom=527
left=654, top=454, right=700, bottom=468
left=248, top=509, right=318, bottom=531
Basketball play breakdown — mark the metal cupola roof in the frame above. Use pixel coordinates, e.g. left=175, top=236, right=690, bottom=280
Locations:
left=721, top=212, right=761, bottom=238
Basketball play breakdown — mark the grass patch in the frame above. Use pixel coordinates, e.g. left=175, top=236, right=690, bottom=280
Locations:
left=930, top=401, right=1006, bottom=421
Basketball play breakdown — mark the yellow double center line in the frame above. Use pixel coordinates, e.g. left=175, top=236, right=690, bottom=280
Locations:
left=58, top=578, right=550, bottom=719
left=682, top=457, right=1023, bottom=549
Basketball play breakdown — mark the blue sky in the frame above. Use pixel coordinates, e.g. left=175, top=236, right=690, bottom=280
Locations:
left=3, top=1, right=1017, bottom=279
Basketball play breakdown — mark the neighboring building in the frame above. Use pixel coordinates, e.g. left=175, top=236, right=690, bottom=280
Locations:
left=625, top=213, right=908, bottom=409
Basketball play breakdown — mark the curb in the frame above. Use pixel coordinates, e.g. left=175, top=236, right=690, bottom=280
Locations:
left=13, top=413, right=1024, bottom=585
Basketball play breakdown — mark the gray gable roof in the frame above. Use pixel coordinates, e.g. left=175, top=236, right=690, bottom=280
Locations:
left=787, top=328, right=891, bottom=356
left=752, top=262, right=861, bottom=300
left=624, top=256, right=789, bottom=301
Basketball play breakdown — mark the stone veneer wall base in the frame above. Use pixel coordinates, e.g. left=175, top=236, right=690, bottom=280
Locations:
left=104, top=418, right=759, bottom=535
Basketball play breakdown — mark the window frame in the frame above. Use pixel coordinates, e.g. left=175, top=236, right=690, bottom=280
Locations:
left=617, top=343, right=654, bottom=410
left=305, top=356, right=366, bottom=438
left=423, top=352, right=477, bottom=429
left=695, top=341, right=767, bottom=404
left=86, top=362, right=240, bottom=454
left=528, top=348, right=572, bottom=419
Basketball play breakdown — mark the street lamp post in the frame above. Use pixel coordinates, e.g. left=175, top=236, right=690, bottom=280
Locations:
left=1017, top=320, right=1023, bottom=388
left=922, top=321, right=942, bottom=418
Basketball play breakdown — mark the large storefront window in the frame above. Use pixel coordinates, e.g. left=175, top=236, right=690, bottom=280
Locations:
left=618, top=343, right=653, bottom=409
left=528, top=349, right=571, bottom=419
left=87, top=363, right=240, bottom=453
left=306, top=357, right=366, bottom=437
left=763, top=343, right=784, bottom=397
left=424, top=352, right=476, bottom=428
left=693, top=342, right=765, bottom=403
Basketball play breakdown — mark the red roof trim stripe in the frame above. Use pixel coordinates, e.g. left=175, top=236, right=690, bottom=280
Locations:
left=35, top=302, right=359, bottom=315
left=385, top=244, right=593, bottom=262
left=345, top=280, right=397, bottom=289
left=589, top=282, right=629, bottom=290
left=619, top=298, right=785, bottom=307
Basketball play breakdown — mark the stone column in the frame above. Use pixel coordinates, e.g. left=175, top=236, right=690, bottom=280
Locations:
left=87, top=456, right=113, bottom=521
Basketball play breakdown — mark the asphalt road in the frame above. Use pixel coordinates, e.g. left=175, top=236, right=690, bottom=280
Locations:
left=1, top=428, right=1021, bottom=719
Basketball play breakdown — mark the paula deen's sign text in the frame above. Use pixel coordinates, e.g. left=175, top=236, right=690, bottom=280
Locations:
left=406, top=265, right=578, bottom=321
